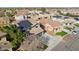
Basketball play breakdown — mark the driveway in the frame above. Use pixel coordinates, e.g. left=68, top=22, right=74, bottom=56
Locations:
left=40, top=33, right=62, bottom=50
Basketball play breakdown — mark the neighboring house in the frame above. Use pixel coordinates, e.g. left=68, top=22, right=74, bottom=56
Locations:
left=28, top=10, right=42, bottom=15
left=14, top=9, right=29, bottom=21
left=0, top=10, right=5, bottom=17
left=74, top=18, right=79, bottom=22
left=0, top=17, right=10, bottom=27
left=0, top=31, right=12, bottom=51
left=40, top=19, right=62, bottom=35
left=63, top=18, right=75, bottom=27
left=38, top=13, right=51, bottom=20
left=74, top=18, right=79, bottom=23
left=17, top=35, right=46, bottom=51
left=27, top=12, right=51, bottom=26
left=60, top=8, right=79, bottom=15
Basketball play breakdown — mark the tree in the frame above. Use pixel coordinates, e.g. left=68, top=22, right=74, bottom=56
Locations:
left=0, top=25, right=26, bottom=50
left=6, top=12, right=14, bottom=17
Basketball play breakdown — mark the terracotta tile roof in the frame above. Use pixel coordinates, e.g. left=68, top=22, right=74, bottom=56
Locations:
left=40, top=19, right=61, bottom=28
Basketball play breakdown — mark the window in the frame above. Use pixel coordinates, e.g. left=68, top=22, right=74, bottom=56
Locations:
left=44, top=17, right=47, bottom=19
left=0, top=38, right=1, bottom=40
left=65, top=23, right=68, bottom=25
left=23, top=16, right=25, bottom=19
left=56, top=28, right=58, bottom=31
left=0, top=47, right=1, bottom=49
left=37, top=17, right=42, bottom=21
left=38, top=18, right=41, bottom=20
left=36, top=26, right=38, bottom=28
left=4, top=43, right=7, bottom=45
left=2, top=21, right=4, bottom=24
left=27, top=16, right=31, bottom=19
left=69, top=23, right=72, bottom=25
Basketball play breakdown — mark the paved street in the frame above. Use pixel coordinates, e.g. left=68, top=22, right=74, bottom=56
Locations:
left=51, top=33, right=79, bottom=51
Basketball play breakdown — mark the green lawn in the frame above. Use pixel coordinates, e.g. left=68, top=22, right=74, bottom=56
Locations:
left=74, top=23, right=79, bottom=27
left=56, top=31, right=67, bottom=36
left=6, top=12, right=14, bottom=17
